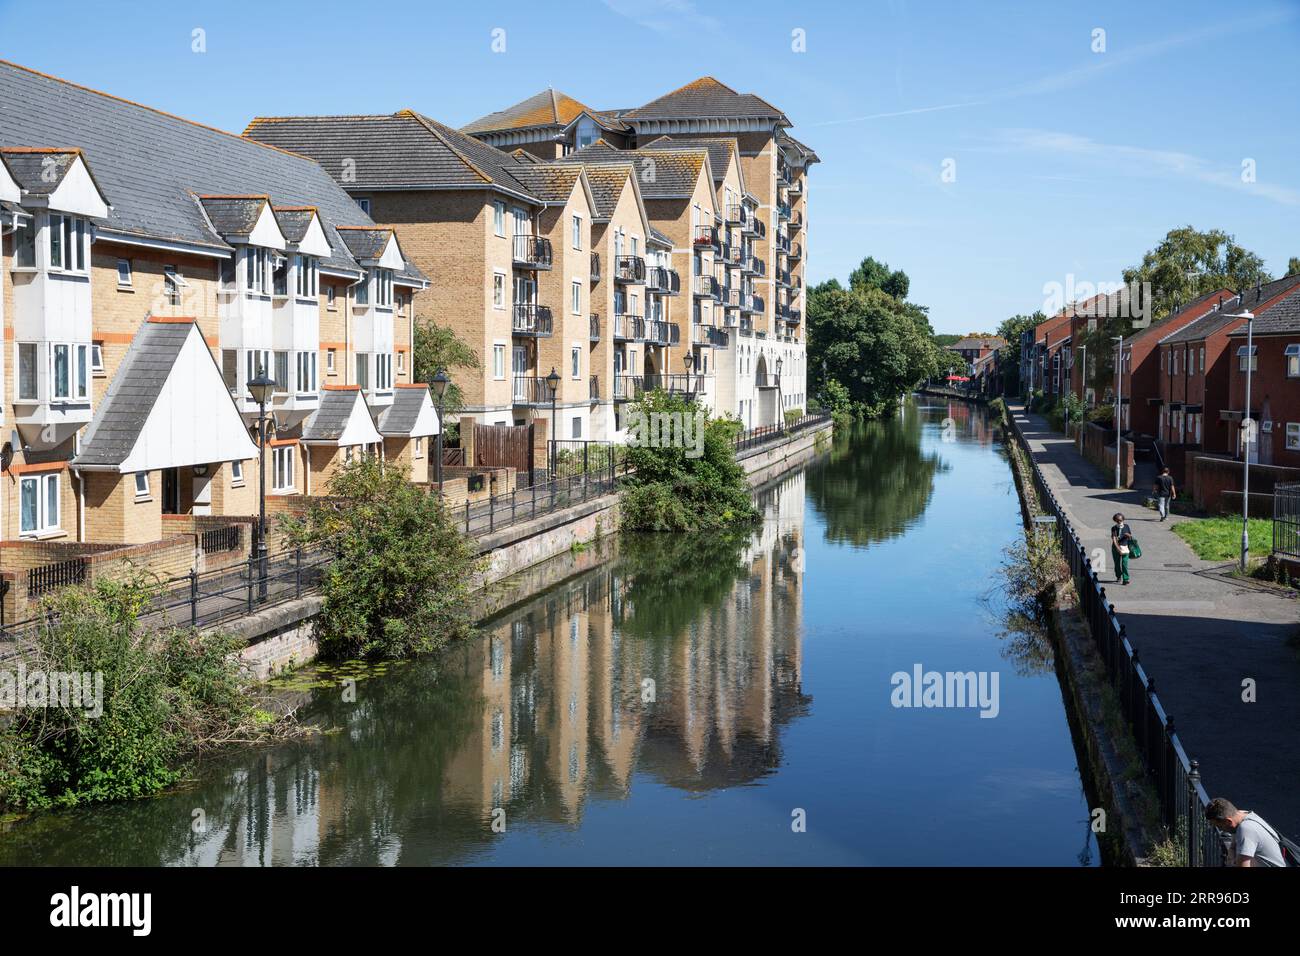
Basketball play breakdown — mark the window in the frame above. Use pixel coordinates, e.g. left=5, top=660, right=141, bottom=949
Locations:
left=16, top=343, right=36, bottom=400
left=327, top=286, right=337, bottom=309
left=116, top=259, right=133, bottom=287
left=1237, top=345, right=1258, bottom=372
left=296, top=351, right=317, bottom=393
left=1199, top=347, right=1205, bottom=374
left=355, top=274, right=369, bottom=306
left=222, top=350, right=238, bottom=393
left=356, top=353, right=369, bottom=390
left=91, top=341, right=104, bottom=372
left=48, top=215, right=86, bottom=272
left=76, top=344, right=88, bottom=399
left=396, top=350, right=405, bottom=374
left=245, top=248, right=269, bottom=293
left=326, top=348, right=336, bottom=373
left=14, top=217, right=35, bottom=268
left=572, top=416, right=582, bottom=439
left=246, top=348, right=271, bottom=386
left=19, top=473, right=60, bottom=535
left=220, top=255, right=236, bottom=292
left=571, top=346, right=580, bottom=379
left=164, top=265, right=186, bottom=305
left=493, top=344, right=505, bottom=379
left=571, top=280, right=581, bottom=315
left=414, top=437, right=423, bottom=458
left=493, top=201, right=506, bottom=237
left=295, top=255, right=318, bottom=298
left=231, top=460, right=244, bottom=484
left=1287, top=344, right=1300, bottom=378
left=357, top=198, right=371, bottom=215
left=134, top=472, right=150, bottom=498
left=374, top=353, right=393, bottom=390
left=274, top=351, right=290, bottom=392
left=572, top=215, right=582, bottom=250
left=52, top=344, right=70, bottom=399
left=493, top=272, right=506, bottom=309
left=1288, top=423, right=1300, bottom=452
left=272, top=446, right=295, bottom=492
left=272, top=256, right=288, bottom=296
left=376, top=269, right=393, bottom=308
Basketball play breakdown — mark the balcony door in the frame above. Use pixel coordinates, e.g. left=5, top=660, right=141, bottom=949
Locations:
left=514, top=276, right=535, bottom=306
left=162, top=468, right=181, bottom=515
left=513, top=346, right=527, bottom=402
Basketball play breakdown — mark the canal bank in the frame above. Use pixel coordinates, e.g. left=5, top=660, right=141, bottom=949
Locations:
left=232, top=417, right=836, bottom=679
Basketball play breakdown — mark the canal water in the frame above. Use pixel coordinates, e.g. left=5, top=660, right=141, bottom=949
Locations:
left=0, top=399, right=1100, bottom=866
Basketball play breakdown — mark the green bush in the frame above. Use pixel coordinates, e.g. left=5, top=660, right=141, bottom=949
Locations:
left=0, top=575, right=256, bottom=811
left=619, top=390, right=758, bottom=532
left=282, top=455, right=482, bottom=660
left=784, top=408, right=805, bottom=426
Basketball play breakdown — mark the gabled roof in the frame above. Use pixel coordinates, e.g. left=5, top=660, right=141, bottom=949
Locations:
left=1224, top=274, right=1300, bottom=337
left=648, top=226, right=672, bottom=248
left=506, top=163, right=593, bottom=209
left=779, top=133, right=820, bottom=166
left=74, top=317, right=258, bottom=472
left=0, top=146, right=111, bottom=217
left=245, top=109, right=541, bottom=205
left=555, top=142, right=710, bottom=201
left=378, top=384, right=440, bottom=438
left=462, top=88, right=626, bottom=135
left=622, top=77, right=788, bottom=125
left=301, top=387, right=383, bottom=446
left=640, top=135, right=742, bottom=191
left=578, top=163, right=637, bottom=220
left=948, top=336, right=1006, bottom=351
left=0, top=59, right=386, bottom=276
left=1122, top=286, right=1234, bottom=347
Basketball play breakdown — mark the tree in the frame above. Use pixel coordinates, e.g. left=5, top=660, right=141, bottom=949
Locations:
left=283, top=456, right=481, bottom=660
left=411, top=316, right=479, bottom=416
left=1288, top=257, right=1300, bottom=277
left=1122, top=226, right=1271, bottom=321
left=996, top=313, right=1043, bottom=346
left=849, top=255, right=910, bottom=301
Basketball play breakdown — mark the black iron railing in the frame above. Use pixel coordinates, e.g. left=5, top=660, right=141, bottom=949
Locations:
left=645, top=266, right=680, bottom=295
left=732, top=413, right=831, bottom=453
left=1274, top=482, right=1300, bottom=558
left=512, top=303, right=553, bottom=336
left=512, top=376, right=554, bottom=406
left=589, top=313, right=600, bottom=341
left=614, top=314, right=646, bottom=341
left=27, top=557, right=88, bottom=598
left=200, top=524, right=243, bottom=555
left=614, top=256, right=645, bottom=283
left=513, top=234, right=553, bottom=269
left=590, top=252, right=601, bottom=282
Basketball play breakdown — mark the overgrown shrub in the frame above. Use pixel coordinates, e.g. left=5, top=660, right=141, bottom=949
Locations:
left=784, top=408, right=805, bottom=425
left=619, top=390, right=758, bottom=532
left=282, top=456, right=481, bottom=660
left=0, top=575, right=258, bottom=811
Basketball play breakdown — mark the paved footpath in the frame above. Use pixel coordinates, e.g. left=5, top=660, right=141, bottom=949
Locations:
left=1011, top=404, right=1300, bottom=836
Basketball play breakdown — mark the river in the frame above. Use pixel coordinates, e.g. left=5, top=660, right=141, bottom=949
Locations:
left=0, top=398, right=1101, bottom=866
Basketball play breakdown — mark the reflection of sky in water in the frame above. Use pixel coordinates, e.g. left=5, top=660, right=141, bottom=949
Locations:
left=0, top=400, right=1098, bottom=867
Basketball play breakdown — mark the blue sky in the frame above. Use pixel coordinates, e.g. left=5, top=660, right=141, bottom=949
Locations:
left=2, top=0, right=1297, bottom=334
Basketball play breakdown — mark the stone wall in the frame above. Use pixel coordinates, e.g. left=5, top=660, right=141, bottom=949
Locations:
left=1081, top=421, right=1135, bottom=487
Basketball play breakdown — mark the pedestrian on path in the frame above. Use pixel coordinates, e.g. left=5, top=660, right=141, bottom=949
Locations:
left=1153, top=467, right=1176, bottom=521
left=1110, top=512, right=1133, bottom=586
left=1206, top=798, right=1289, bottom=867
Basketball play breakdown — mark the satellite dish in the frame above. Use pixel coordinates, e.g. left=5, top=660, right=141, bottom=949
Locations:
left=0, top=442, right=12, bottom=472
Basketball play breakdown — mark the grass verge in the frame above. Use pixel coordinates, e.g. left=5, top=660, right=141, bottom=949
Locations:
left=1170, top=516, right=1272, bottom=562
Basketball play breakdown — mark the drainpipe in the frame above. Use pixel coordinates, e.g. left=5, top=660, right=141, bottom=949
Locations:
left=71, top=467, right=86, bottom=542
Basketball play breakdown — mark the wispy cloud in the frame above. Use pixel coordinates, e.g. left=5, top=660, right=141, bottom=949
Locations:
left=600, top=0, right=719, bottom=34
left=992, top=129, right=1300, bottom=207
left=811, top=102, right=977, bottom=128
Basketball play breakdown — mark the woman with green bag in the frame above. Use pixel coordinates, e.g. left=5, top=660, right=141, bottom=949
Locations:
left=1110, top=513, right=1134, bottom=585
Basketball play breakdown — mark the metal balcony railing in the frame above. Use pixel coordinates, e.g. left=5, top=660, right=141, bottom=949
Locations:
left=513, top=234, right=553, bottom=269
left=614, top=373, right=706, bottom=400
left=512, top=303, right=553, bottom=336
left=590, top=251, right=601, bottom=282
left=694, top=274, right=720, bottom=299
left=645, top=266, right=680, bottom=295
left=614, top=255, right=645, bottom=283
left=743, top=255, right=766, bottom=276
left=738, top=317, right=754, bottom=337
left=694, top=324, right=728, bottom=348
left=789, top=242, right=802, bottom=260
left=646, top=319, right=668, bottom=344
left=589, top=313, right=600, bottom=341
left=726, top=203, right=745, bottom=224
left=693, top=224, right=720, bottom=250
left=512, top=375, right=554, bottom=405
left=721, top=286, right=741, bottom=309
left=613, top=314, right=646, bottom=340
left=589, top=375, right=599, bottom=400
left=777, top=202, right=791, bottom=221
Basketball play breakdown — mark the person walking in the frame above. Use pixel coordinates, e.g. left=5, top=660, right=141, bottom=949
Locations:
left=1110, top=512, right=1133, bottom=586
left=1153, top=466, right=1176, bottom=521
left=1205, top=798, right=1289, bottom=867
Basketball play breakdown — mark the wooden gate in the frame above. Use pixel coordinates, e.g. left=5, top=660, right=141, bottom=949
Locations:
left=474, top=423, right=534, bottom=485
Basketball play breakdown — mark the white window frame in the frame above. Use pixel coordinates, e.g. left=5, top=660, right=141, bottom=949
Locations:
left=571, top=280, right=581, bottom=315
left=48, top=214, right=87, bottom=274
left=1237, top=345, right=1258, bottom=372
left=1287, top=423, right=1300, bottom=451
left=326, top=348, right=336, bottom=373
left=116, top=258, right=133, bottom=287
left=493, top=201, right=506, bottom=237
left=19, top=473, right=60, bottom=536
left=272, top=445, right=296, bottom=493
left=572, top=215, right=582, bottom=250
left=414, top=437, right=423, bottom=458
left=493, top=343, right=506, bottom=380
left=91, top=341, right=104, bottom=373
left=493, top=271, right=506, bottom=309
left=1286, top=344, right=1300, bottom=378
left=357, top=198, right=371, bottom=215
left=134, top=472, right=150, bottom=499
left=571, top=346, right=581, bottom=379
left=231, top=460, right=245, bottom=485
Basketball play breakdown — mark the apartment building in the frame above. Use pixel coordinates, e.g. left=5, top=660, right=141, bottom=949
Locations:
left=469, top=77, right=817, bottom=427
left=0, top=60, right=430, bottom=548
left=1223, top=276, right=1300, bottom=466
left=247, top=111, right=611, bottom=443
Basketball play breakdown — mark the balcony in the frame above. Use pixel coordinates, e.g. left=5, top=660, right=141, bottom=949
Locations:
left=721, top=286, right=741, bottom=310
left=788, top=178, right=802, bottom=198
left=726, top=203, right=745, bottom=225
left=694, top=275, right=721, bottom=300
left=723, top=243, right=742, bottom=266
left=776, top=233, right=791, bottom=254
left=512, top=376, right=554, bottom=406
left=590, top=252, right=601, bottom=282
left=614, top=314, right=646, bottom=341
left=777, top=202, right=791, bottom=221
left=694, top=324, right=728, bottom=349
left=589, top=313, right=601, bottom=341
left=743, top=255, right=766, bottom=277
left=589, top=375, right=599, bottom=400
left=614, top=255, right=645, bottom=283
left=614, top=373, right=705, bottom=401
left=789, top=212, right=802, bottom=232
left=512, top=303, right=553, bottom=337
left=786, top=308, right=802, bottom=325
left=756, top=372, right=781, bottom=389
left=740, top=293, right=764, bottom=315
left=693, top=224, right=720, bottom=251
left=779, top=166, right=793, bottom=186
left=789, top=242, right=802, bottom=261
left=776, top=266, right=793, bottom=287
left=513, top=234, right=553, bottom=270
left=738, top=318, right=754, bottom=337
left=645, top=266, right=681, bottom=295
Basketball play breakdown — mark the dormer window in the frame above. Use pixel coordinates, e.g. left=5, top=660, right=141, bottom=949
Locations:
left=376, top=268, right=393, bottom=308
left=295, top=255, right=318, bottom=298
left=48, top=214, right=88, bottom=273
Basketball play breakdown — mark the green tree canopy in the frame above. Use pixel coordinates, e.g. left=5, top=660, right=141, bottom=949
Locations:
left=1122, top=226, right=1271, bottom=321
left=849, top=255, right=910, bottom=300
left=1288, top=256, right=1300, bottom=277
left=412, top=317, right=479, bottom=416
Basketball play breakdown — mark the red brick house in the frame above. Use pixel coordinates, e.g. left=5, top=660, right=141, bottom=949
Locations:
left=1032, top=312, right=1073, bottom=399
left=1223, top=275, right=1300, bottom=466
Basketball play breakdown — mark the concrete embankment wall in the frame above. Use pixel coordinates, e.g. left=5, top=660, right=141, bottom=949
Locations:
left=234, top=420, right=834, bottom=679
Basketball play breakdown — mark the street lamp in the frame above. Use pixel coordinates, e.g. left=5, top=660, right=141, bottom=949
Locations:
left=775, top=356, right=784, bottom=426
left=1112, top=335, right=1123, bottom=489
left=683, top=350, right=695, bottom=402
left=545, top=366, right=560, bottom=477
left=1227, top=309, right=1256, bottom=571
left=246, top=368, right=276, bottom=601
left=431, top=368, right=449, bottom=495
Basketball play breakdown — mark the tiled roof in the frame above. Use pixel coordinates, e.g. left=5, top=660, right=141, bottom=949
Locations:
left=198, top=195, right=269, bottom=237
left=640, top=135, right=738, bottom=188
left=245, top=110, right=540, bottom=204
left=0, top=146, right=84, bottom=196
left=622, top=77, right=788, bottom=124
left=780, top=132, right=820, bottom=165
left=462, top=88, right=624, bottom=135
left=948, top=336, right=1006, bottom=351
left=1123, top=286, right=1234, bottom=346
left=301, top=388, right=358, bottom=442
left=1224, top=274, right=1300, bottom=336
left=272, top=206, right=318, bottom=243
left=506, top=163, right=585, bottom=204
left=377, top=385, right=433, bottom=436
left=0, top=60, right=379, bottom=276
left=555, top=142, right=707, bottom=200
left=577, top=163, right=636, bottom=219
left=334, top=226, right=394, bottom=261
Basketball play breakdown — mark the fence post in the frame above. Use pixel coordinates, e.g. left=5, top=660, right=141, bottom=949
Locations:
left=465, top=498, right=470, bottom=535
left=189, top=568, right=198, bottom=628
left=1187, top=760, right=1202, bottom=867
left=489, top=491, right=495, bottom=532
left=295, top=547, right=302, bottom=599
left=247, top=554, right=255, bottom=613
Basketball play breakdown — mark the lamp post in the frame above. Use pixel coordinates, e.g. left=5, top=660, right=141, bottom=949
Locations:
left=246, top=369, right=276, bottom=601
left=775, top=356, right=784, bottom=427
left=431, top=368, right=449, bottom=494
left=545, top=366, right=560, bottom=478
left=1227, top=309, right=1256, bottom=571
left=683, top=350, right=695, bottom=403
left=1112, top=335, right=1123, bottom=489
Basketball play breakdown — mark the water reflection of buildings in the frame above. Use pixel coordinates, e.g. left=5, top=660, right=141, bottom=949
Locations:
left=444, top=470, right=810, bottom=822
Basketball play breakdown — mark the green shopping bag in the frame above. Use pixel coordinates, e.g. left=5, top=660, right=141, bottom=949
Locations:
left=1128, top=538, right=1142, bottom=559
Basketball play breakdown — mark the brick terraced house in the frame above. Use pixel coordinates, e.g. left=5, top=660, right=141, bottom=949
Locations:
left=0, top=60, right=431, bottom=555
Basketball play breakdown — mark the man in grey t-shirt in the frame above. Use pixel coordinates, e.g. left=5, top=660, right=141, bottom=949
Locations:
left=1206, top=797, right=1288, bottom=867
